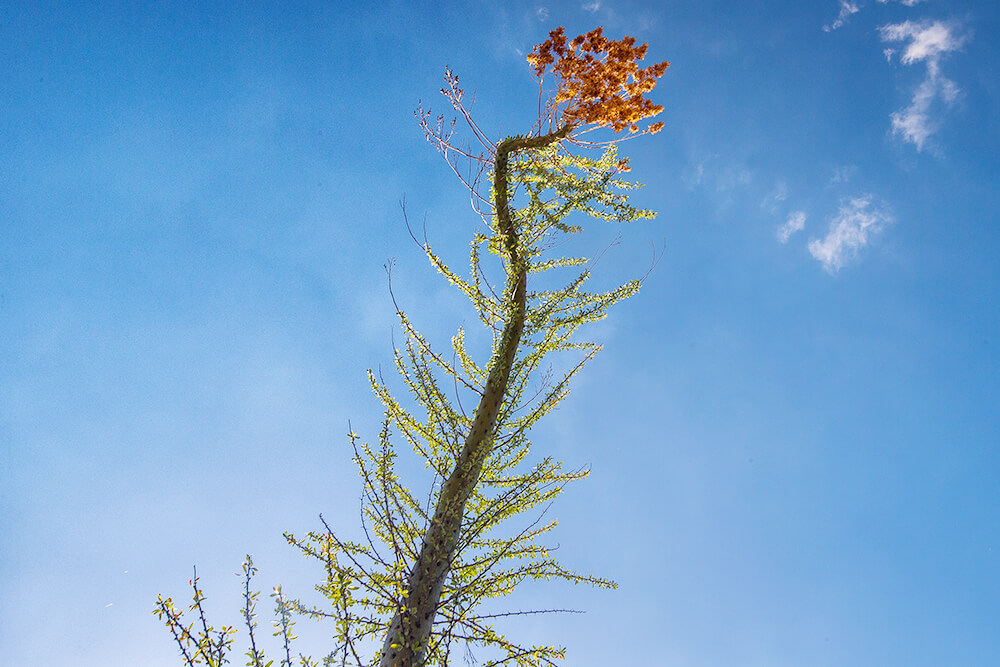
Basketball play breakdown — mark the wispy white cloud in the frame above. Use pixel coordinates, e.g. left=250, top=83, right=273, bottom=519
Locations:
left=887, top=71, right=960, bottom=150
left=881, top=20, right=965, bottom=64
left=716, top=165, right=753, bottom=193
left=684, top=161, right=706, bottom=189
left=535, top=6, right=549, bottom=21
left=683, top=156, right=752, bottom=196
left=808, top=196, right=892, bottom=272
left=778, top=211, right=807, bottom=243
left=682, top=155, right=757, bottom=216
left=824, top=0, right=928, bottom=32
left=761, top=181, right=788, bottom=214
left=829, top=165, right=857, bottom=184
left=771, top=181, right=788, bottom=202
left=880, top=20, right=967, bottom=150
left=823, top=0, right=861, bottom=32
left=582, top=1, right=601, bottom=12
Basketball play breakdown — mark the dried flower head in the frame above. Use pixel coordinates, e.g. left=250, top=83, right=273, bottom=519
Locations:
left=527, top=26, right=669, bottom=134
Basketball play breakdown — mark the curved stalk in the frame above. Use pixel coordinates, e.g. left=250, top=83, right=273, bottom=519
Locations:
left=379, top=124, right=573, bottom=667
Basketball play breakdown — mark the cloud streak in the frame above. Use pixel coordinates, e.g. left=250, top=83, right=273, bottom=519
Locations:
left=823, top=0, right=928, bottom=32
left=824, top=0, right=861, bottom=32
left=823, top=0, right=923, bottom=32
left=778, top=211, right=807, bottom=243
left=808, top=196, right=892, bottom=272
left=880, top=20, right=966, bottom=150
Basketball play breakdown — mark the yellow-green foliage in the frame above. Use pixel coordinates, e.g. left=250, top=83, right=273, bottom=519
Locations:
left=156, top=24, right=667, bottom=667
left=281, top=143, right=654, bottom=666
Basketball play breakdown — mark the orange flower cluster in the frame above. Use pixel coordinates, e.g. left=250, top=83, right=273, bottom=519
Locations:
left=527, top=27, right=669, bottom=134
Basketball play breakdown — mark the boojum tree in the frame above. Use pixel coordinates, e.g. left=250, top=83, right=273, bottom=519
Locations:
left=155, top=26, right=668, bottom=667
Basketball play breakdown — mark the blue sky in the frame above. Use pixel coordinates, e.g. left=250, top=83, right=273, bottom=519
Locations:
left=2, top=1, right=998, bottom=665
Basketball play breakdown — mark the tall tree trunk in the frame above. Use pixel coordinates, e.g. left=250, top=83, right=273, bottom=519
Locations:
left=379, top=125, right=572, bottom=667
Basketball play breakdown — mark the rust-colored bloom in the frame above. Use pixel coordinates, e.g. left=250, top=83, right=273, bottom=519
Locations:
left=527, top=26, right=669, bottom=134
